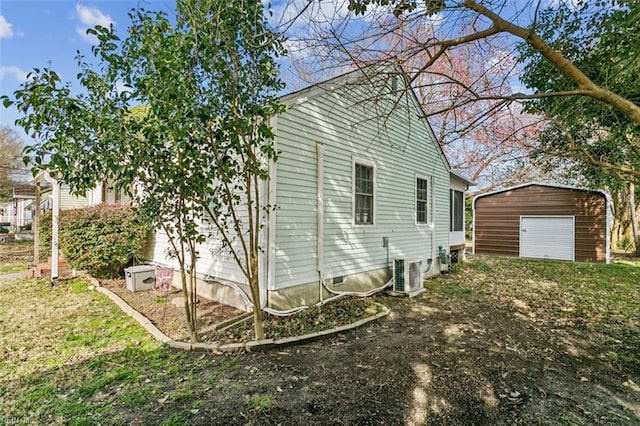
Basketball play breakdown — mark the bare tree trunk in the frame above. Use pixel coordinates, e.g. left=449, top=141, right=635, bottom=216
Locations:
left=179, top=258, right=198, bottom=343
left=162, top=220, right=199, bottom=343
left=610, top=188, right=624, bottom=250
left=33, top=182, right=40, bottom=264
left=630, top=182, right=640, bottom=256
left=249, top=250, right=265, bottom=340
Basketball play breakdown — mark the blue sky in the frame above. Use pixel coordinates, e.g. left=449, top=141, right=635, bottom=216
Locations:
left=0, top=0, right=331, bottom=142
left=0, top=1, right=177, bottom=136
left=1, top=0, right=544, bottom=146
left=0, top=0, right=353, bottom=143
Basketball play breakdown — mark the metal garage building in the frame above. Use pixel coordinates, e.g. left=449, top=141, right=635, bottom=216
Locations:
left=472, top=183, right=611, bottom=263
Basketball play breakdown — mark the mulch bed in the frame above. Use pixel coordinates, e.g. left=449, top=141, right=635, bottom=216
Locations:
left=99, top=279, right=244, bottom=341
left=99, top=278, right=384, bottom=345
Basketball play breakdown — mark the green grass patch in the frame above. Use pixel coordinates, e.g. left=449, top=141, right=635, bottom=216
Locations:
left=430, top=256, right=640, bottom=369
left=0, top=276, right=253, bottom=424
left=248, top=394, right=276, bottom=411
left=0, top=261, right=28, bottom=274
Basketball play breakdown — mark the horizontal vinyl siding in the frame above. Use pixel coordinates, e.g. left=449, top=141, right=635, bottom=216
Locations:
left=60, top=190, right=89, bottom=210
left=145, top=227, right=248, bottom=284
left=474, top=185, right=607, bottom=262
left=274, top=81, right=450, bottom=288
left=274, top=107, right=320, bottom=287
left=144, top=200, right=258, bottom=285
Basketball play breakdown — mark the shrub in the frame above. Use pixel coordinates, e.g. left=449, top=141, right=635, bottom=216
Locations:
left=59, top=204, right=149, bottom=278
left=39, top=211, right=53, bottom=257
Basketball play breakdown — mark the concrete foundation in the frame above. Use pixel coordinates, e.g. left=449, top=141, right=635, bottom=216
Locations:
left=169, top=270, right=251, bottom=312
left=267, top=267, right=392, bottom=311
left=164, top=264, right=439, bottom=311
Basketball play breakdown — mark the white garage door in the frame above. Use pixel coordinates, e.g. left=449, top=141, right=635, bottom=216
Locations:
left=520, top=216, right=574, bottom=261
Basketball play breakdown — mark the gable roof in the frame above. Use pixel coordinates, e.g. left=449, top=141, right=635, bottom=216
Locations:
left=279, top=64, right=451, bottom=171
left=12, top=184, right=36, bottom=199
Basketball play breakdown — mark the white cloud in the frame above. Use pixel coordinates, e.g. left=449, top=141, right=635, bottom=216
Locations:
left=0, top=66, right=28, bottom=82
left=75, top=4, right=114, bottom=44
left=0, top=15, right=14, bottom=39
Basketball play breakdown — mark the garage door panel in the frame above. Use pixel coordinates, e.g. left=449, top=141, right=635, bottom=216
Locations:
left=520, top=216, right=574, bottom=261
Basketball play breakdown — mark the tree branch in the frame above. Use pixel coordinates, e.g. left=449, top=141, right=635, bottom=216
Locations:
left=462, top=0, right=640, bottom=126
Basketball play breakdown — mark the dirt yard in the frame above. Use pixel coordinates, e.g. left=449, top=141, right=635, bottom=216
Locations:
left=219, top=295, right=639, bottom=425
left=2, top=256, right=639, bottom=425
left=102, top=257, right=639, bottom=425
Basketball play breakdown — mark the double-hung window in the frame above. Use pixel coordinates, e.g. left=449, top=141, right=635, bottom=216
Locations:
left=354, top=161, right=374, bottom=225
left=416, top=177, right=429, bottom=224
left=450, top=189, right=464, bottom=232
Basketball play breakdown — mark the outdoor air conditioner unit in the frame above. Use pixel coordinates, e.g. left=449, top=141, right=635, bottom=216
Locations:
left=392, top=258, right=425, bottom=296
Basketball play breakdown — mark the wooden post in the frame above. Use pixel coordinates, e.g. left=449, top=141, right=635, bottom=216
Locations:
left=33, top=181, right=40, bottom=265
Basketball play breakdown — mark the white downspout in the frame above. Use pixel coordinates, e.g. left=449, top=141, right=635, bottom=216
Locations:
left=316, top=141, right=324, bottom=302
left=258, top=177, right=268, bottom=309
left=263, top=115, right=278, bottom=308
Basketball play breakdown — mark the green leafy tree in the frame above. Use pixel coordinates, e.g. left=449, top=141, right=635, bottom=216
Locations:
left=3, top=0, right=285, bottom=341
left=519, top=1, right=640, bottom=174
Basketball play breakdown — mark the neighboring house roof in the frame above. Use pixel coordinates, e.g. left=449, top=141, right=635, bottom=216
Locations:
left=473, top=182, right=611, bottom=205
left=12, top=184, right=36, bottom=199
left=279, top=63, right=452, bottom=172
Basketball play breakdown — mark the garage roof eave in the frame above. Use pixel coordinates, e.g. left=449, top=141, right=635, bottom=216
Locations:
left=472, top=182, right=611, bottom=206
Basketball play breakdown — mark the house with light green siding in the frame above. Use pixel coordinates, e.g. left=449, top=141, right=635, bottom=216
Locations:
left=40, top=185, right=89, bottom=211
left=146, top=67, right=460, bottom=311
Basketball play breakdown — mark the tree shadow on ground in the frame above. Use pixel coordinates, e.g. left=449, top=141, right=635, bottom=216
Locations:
left=3, top=287, right=639, bottom=425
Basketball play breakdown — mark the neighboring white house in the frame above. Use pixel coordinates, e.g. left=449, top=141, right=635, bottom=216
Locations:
left=40, top=184, right=89, bottom=211
left=87, top=182, right=131, bottom=206
left=0, top=186, right=36, bottom=230
left=143, top=67, right=462, bottom=310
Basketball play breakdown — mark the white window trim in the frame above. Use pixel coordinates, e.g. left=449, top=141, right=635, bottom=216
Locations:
left=415, top=173, right=431, bottom=227
left=352, top=157, right=377, bottom=227
left=450, top=189, right=464, bottom=232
